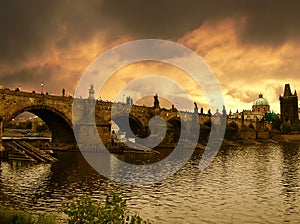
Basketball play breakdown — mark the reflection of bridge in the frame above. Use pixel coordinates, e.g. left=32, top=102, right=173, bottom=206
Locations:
left=0, top=89, right=276, bottom=146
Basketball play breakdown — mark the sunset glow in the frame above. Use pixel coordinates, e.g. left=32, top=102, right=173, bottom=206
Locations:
left=1, top=1, right=300, bottom=113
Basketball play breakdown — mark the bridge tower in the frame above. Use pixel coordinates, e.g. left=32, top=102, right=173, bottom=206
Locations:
left=280, top=84, right=299, bottom=125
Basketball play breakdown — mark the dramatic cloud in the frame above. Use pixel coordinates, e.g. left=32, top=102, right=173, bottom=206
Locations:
left=97, top=61, right=209, bottom=111
left=1, top=0, right=300, bottom=113
left=179, top=18, right=300, bottom=112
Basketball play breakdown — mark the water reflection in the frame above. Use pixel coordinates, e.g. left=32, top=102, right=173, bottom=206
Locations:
left=0, top=161, right=52, bottom=208
left=0, top=144, right=299, bottom=223
left=280, top=143, right=300, bottom=218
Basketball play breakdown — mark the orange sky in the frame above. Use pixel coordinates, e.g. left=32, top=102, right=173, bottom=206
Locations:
left=1, top=1, right=300, bottom=114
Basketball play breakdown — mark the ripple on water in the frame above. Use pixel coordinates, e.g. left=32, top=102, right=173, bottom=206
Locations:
left=0, top=144, right=300, bottom=223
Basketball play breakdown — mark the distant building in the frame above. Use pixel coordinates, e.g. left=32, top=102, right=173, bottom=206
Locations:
left=243, top=110, right=264, bottom=121
left=230, top=110, right=264, bottom=121
left=279, top=84, right=299, bottom=124
left=230, top=93, right=273, bottom=122
left=252, top=93, right=270, bottom=113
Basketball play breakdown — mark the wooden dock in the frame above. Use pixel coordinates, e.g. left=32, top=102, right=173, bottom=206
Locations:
left=5, top=140, right=58, bottom=163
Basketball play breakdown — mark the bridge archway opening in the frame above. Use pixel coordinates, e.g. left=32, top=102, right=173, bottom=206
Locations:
left=6, top=106, right=75, bottom=144
left=203, top=121, right=211, bottom=128
left=167, top=118, right=188, bottom=143
left=111, top=115, right=146, bottom=140
left=199, top=121, right=212, bottom=142
left=199, top=124, right=210, bottom=142
left=248, top=123, right=255, bottom=130
left=225, top=122, right=239, bottom=140
left=229, top=122, right=239, bottom=130
left=6, top=112, right=38, bottom=130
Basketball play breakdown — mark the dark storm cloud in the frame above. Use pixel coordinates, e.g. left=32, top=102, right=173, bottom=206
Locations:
left=101, top=0, right=300, bottom=46
left=0, top=0, right=300, bottom=61
left=1, top=0, right=299, bottom=64
left=1, top=66, right=42, bottom=91
left=0, top=0, right=120, bottom=64
left=0, top=1, right=59, bottom=63
left=1, top=0, right=300, bottom=93
left=2, top=63, right=79, bottom=94
left=100, top=0, right=239, bottom=38
left=238, top=0, right=300, bottom=46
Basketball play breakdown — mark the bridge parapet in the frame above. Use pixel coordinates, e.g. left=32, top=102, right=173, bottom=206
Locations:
left=0, top=89, right=73, bottom=123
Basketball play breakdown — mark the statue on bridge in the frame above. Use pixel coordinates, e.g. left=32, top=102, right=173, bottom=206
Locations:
left=222, top=105, right=227, bottom=117
left=88, top=85, right=95, bottom=99
left=194, top=102, right=198, bottom=114
left=154, top=94, right=160, bottom=108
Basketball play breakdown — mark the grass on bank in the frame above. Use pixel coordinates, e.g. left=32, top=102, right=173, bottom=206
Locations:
left=0, top=191, right=150, bottom=224
left=0, top=207, right=55, bottom=224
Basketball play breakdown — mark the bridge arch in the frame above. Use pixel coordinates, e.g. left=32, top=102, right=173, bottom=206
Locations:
left=203, top=121, right=211, bottom=128
left=228, top=122, right=239, bottom=131
left=6, top=105, right=75, bottom=143
left=248, top=123, right=256, bottom=130
left=167, top=118, right=189, bottom=141
left=225, top=122, right=240, bottom=140
left=111, top=113, right=147, bottom=138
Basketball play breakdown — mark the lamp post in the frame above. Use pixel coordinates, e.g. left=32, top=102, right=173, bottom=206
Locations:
left=41, top=82, right=44, bottom=94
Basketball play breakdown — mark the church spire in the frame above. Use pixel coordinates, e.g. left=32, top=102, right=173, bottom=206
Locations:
left=283, top=84, right=292, bottom=96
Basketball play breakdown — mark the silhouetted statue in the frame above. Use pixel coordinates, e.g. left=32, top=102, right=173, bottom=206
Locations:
left=126, top=96, right=133, bottom=105
left=242, top=111, right=244, bottom=123
left=222, top=105, right=227, bottom=116
left=154, top=94, right=160, bottom=108
left=62, top=88, right=65, bottom=96
left=194, top=102, right=198, bottom=114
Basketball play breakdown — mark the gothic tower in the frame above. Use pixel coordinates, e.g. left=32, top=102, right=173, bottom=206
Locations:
left=279, top=84, right=299, bottom=124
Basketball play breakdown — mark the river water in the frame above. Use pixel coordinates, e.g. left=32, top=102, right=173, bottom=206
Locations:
left=0, top=142, right=300, bottom=223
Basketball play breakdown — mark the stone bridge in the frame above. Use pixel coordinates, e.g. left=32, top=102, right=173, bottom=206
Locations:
left=0, top=88, right=275, bottom=146
left=0, top=89, right=211, bottom=144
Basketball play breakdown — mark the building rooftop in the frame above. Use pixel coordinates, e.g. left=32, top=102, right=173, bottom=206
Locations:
left=253, top=93, right=269, bottom=106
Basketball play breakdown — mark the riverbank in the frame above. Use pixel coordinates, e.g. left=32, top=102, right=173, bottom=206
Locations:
left=0, top=206, right=55, bottom=224
left=0, top=191, right=151, bottom=224
left=281, top=134, right=300, bottom=142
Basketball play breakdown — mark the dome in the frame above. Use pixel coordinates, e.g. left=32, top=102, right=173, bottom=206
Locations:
left=253, top=94, right=269, bottom=106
